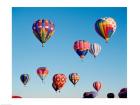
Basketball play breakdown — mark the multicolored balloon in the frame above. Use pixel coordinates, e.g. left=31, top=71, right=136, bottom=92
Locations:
left=95, top=17, right=116, bottom=42
left=52, top=74, right=67, bottom=92
left=74, top=40, right=90, bottom=59
left=89, top=43, right=101, bottom=58
left=32, top=19, right=55, bottom=47
left=69, top=73, right=80, bottom=86
left=37, top=67, right=49, bottom=82
left=93, top=81, right=101, bottom=92
left=20, top=74, right=30, bottom=86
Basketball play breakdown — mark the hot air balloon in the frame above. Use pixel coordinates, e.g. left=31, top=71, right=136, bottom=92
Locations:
left=52, top=74, right=67, bottom=92
left=95, top=17, right=116, bottom=42
left=93, top=81, right=101, bottom=92
left=89, top=43, right=101, bottom=58
left=107, top=93, right=115, bottom=98
left=20, top=74, right=30, bottom=86
left=69, top=73, right=80, bottom=86
left=32, top=19, right=55, bottom=47
left=12, top=96, right=22, bottom=98
left=37, top=67, right=49, bottom=82
left=74, top=40, right=90, bottom=59
left=118, top=88, right=127, bottom=98
left=83, top=91, right=97, bottom=98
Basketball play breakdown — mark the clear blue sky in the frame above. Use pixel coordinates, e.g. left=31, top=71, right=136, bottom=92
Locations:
left=12, top=7, right=127, bottom=98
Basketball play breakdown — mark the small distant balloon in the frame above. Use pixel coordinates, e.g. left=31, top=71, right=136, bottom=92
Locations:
left=93, top=81, right=101, bottom=92
left=107, top=93, right=115, bottom=98
left=89, top=43, right=101, bottom=58
left=37, top=67, right=49, bottom=82
left=69, top=73, right=80, bottom=86
left=20, top=74, right=30, bottom=86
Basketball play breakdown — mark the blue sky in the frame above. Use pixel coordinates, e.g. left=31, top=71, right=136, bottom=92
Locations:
left=12, top=7, right=127, bottom=98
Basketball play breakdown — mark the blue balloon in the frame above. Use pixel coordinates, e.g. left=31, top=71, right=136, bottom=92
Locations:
left=20, top=74, right=30, bottom=86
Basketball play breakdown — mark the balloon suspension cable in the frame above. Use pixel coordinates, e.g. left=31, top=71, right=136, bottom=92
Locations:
left=81, top=58, right=84, bottom=62
left=42, top=43, right=44, bottom=47
left=24, top=84, right=27, bottom=87
left=42, top=79, right=45, bottom=84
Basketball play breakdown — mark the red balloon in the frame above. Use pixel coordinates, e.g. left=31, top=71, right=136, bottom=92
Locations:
left=74, top=40, right=90, bottom=59
left=52, top=74, right=67, bottom=92
left=37, top=67, right=49, bottom=82
left=12, top=96, right=22, bottom=98
left=93, top=81, right=101, bottom=92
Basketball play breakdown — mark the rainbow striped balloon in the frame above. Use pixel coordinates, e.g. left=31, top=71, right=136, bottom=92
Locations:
left=95, top=17, right=116, bottom=42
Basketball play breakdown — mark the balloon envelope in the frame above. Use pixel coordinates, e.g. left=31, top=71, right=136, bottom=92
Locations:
left=89, top=43, right=101, bottom=57
left=83, top=91, right=97, bottom=98
left=107, top=93, right=115, bottom=98
left=20, top=74, right=30, bottom=86
left=32, top=19, right=55, bottom=47
left=74, top=40, right=90, bottom=59
left=93, top=81, right=101, bottom=92
left=95, top=17, right=116, bottom=42
left=118, top=88, right=127, bottom=98
left=69, top=73, right=80, bottom=86
left=37, top=67, right=49, bottom=82
left=53, top=74, right=67, bottom=92
left=12, top=96, right=22, bottom=98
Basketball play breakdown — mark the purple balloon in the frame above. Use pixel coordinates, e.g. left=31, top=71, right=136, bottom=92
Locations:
left=83, top=91, right=97, bottom=98
left=118, top=88, right=127, bottom=98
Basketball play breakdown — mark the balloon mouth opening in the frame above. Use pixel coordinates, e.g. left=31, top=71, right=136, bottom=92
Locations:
left=105, top=38, right=109, bottom=43
left=80, top=55, right=85, bottom=59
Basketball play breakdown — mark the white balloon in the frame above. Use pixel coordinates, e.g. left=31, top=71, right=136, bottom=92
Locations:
left=89, top=43, right=101, bottom=57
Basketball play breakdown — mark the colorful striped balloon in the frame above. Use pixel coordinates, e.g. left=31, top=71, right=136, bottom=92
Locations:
left=95, top=17, right=116, bottom=42
left=37, top=67, right=49, bottom=82
left=89, top=43, right=101, bottom=58
left=69, top=73, right=80, bottom=86
left=52, top=74, right=67, bottom=92
left=74, top=40, right=90, bottom=59
left=32, top=19, right=55, bottom=47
